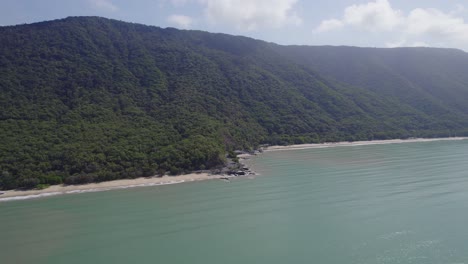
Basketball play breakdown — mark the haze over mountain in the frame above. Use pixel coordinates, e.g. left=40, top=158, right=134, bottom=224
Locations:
left=1, top=16, right=468, bottom=189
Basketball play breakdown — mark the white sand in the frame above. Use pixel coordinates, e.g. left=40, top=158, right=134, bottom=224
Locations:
left=0, top=173, right=222, bottom=202
left=2, top=137, right=466, bottom=202
left=263, top=137, right=468, bottom=152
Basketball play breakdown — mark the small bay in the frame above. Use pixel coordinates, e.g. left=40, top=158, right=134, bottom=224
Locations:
left=1, top=139, right=468, bottom=264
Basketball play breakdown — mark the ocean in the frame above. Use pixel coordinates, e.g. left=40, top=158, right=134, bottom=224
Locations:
left=1, top=139, right=468, bottom=263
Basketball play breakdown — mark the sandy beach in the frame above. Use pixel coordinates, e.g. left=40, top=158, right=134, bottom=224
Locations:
left=2, top=137, right=467, bottom=202
left=0, top=173, right=223, bottom=202
left=263, top=137, right=468, bottom=152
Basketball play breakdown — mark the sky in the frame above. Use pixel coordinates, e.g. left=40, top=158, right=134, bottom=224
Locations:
left=1, top=0, right=468, bottom=51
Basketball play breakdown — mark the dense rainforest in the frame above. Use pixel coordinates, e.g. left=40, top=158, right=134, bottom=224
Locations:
left=1, top=16, right=468, bottom=189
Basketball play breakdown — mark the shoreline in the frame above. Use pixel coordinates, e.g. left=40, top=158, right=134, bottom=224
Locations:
left=1, top=137, right=467, bottom=202
left=262, top=137, right=468, bottom=152
left=0, top=173, right=224, bottom=202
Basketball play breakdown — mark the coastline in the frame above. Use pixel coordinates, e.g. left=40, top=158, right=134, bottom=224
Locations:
left=1, top=137, right=467, bottom=202
left=262, top=137, right=468, bottom=152
left=0, top=173, right=222, bottom=202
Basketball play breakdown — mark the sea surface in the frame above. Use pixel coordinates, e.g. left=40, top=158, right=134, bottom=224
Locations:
left=1, top=140, right=468, bottom=264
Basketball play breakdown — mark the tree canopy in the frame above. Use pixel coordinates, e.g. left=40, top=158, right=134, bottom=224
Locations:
left=1, top=17, right=468, bottom=189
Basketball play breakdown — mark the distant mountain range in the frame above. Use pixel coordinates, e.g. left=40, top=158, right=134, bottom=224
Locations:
left=1, top=16, right=468, bottom=189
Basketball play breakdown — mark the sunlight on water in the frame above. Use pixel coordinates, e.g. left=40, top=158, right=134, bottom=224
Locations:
left=1, top=140, right=468, bottom=264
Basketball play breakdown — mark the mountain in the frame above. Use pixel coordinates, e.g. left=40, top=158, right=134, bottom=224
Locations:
left=1, top=16, right=468, bottom=189
left=273, top=45, right=468, bottom=117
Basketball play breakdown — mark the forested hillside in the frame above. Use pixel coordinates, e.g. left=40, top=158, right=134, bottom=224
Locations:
left=1, top=17, right=468, bottom=189
left=273, top=45, right=468, bottom=119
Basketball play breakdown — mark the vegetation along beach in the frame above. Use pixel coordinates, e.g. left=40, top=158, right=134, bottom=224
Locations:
left=3, top=17, right=468, bottom=191
left=2, top=1, right=468, bottom=263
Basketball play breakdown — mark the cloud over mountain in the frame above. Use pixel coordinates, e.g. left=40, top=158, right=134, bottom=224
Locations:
left=315, top=0, right=468, bottom=50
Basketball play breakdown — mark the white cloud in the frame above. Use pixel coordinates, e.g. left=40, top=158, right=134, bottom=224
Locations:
left=411, top=41, right=429, bottom=47
left=386, top=39, right=429, bottom=48
left=160, top=0, right=301, bottom=31
left=315, top=0, right=468, bottom=50
left=406, top=8, right=468, bottom=43
left=342, top=0, right=403, bottom=31
left=316, top=0, right=402, bottom=32
left=315, top=19, right=343, bottom=33
left=167, top=14, right=194, bottom=29
left=450, top=4, right=465, bottom=16
left=200, top=0, right=302, bottom=31
left=88, top=0, right=118, bottom=12
left=385, top=39, right=406, bottom=48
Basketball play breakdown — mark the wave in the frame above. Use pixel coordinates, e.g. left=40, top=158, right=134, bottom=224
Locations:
left=0, top=180, right=186, bottom=202
left=0, top=192, right=63, bottom=202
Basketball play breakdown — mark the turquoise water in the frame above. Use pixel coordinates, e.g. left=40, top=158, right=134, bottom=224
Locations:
left=1, top=140, right=468, bottom=263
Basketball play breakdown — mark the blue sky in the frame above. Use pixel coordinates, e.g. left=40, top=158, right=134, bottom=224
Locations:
left=1, top=0, right=468, bottom=51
